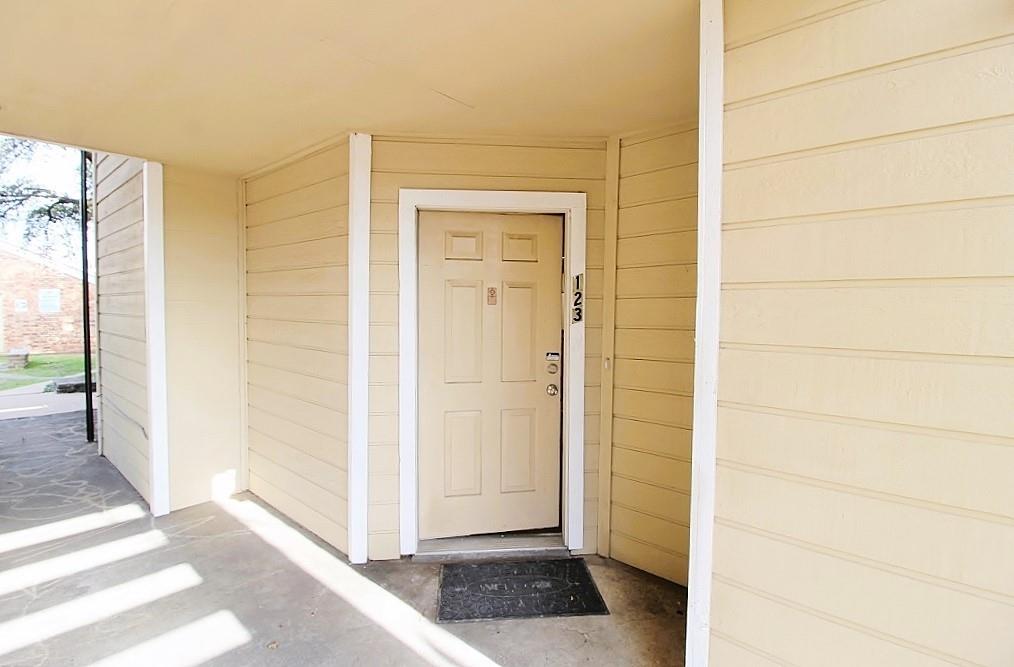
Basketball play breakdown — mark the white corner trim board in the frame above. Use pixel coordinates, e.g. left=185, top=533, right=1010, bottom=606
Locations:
left=686, top=0, right=724, bottom=665
left=92, top=157, right=105, bottom=458
left=142, top=162, right=170, bottom=517
left=346, top=133, right=373, bottom=564
left=397, top=189, right=587, bottom=555
left=236, top=179, right=250, bottom=493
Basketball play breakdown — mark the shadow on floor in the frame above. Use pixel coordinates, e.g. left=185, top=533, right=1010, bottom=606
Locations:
left=0, top=412, right=686, bottom=666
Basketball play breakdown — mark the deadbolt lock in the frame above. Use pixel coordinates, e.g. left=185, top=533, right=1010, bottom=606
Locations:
left=547, top=362, right=559, bottom=374
left=546, top=383, right=559, bottom=396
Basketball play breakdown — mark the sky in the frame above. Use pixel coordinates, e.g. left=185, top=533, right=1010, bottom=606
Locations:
left=7, top=141, right=80, bottom=196
left=1, top=136, right=84, bottom=263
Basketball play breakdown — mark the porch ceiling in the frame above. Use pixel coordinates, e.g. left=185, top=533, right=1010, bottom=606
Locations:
left=0, top=1, right=697, bottom=175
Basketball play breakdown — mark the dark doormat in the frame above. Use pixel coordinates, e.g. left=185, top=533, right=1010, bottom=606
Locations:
left=437, top=558, right=609, bottom=622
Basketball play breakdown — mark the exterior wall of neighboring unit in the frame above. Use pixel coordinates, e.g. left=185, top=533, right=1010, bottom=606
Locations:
left=712, top=2, right=1014, bottom=665
left=163, top=166, right=243, bottom=510
left=94, top=154, right=150, bottom=501
left=0, top=245, right=93, bottom=354
left=605, top=126, right=697, bottom=584
left=243, top=142, right=351, bottom=553
left=368, top=136, right=607, bottom=559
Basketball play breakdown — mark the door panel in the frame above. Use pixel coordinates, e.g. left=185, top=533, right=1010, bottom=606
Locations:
left=419, top=211, right=563, bottom=540
left=500, top=408, right=536, bottom=493
left=444, top=280, right=483, bottom=383
left=444, top=410, right=482, bottom=496
left=500, top=281, right=537, bottom=382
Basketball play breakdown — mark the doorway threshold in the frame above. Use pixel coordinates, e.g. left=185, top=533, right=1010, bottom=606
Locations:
left=413, top=532, right=569, bottom=563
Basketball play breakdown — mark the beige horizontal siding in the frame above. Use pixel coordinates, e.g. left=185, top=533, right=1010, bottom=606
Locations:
left=715, top=2, right=1014, bottom=665
left=95, top=154, right=149, bottom=502
left=245, top=141, right=350, bottom=554
left=369, top=136, right=607, bottom=559
left=606, top=127, right=697, bottom=585
left=725, top=0, right=1014, bottom=104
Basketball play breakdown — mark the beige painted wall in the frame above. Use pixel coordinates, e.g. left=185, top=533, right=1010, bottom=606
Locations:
left=368, top=136, right=607, bottom=559
left=713, top=1, right=1014, bottom=665
left=243, top=142, right=351, bottom=553
left=604, top=126, right=697, bottom=585
left=94, top=154, right=150, bottom=502
left=163, top=166, right=242, bottom=510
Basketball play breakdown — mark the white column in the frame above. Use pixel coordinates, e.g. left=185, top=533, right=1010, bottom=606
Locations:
left=687, top=0, right=724, bottom=664
left=346, top=133, right=373, bottom=564
left=143, top=161, right=170, bottom=517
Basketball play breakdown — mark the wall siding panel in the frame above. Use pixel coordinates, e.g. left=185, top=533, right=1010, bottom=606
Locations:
left=716, top=2, right=1014, bottom=664
left=244, top=142, right=350, bottom=554
left=95, top=155, right=150, bottom=502
left=606, top=127, right=697, bottom=584
left=368, top=136, right=607, bottom=559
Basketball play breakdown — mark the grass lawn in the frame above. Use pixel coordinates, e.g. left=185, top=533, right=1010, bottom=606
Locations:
left=0, top=354, right=86, bottom=392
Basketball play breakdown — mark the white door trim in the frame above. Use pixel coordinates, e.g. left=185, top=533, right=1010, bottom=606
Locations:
left=686, top=0, right=724, bottom=664
left=347, top=133, right=372, bottom=564
left=398, top=189, right=587, bottom=555
left=142, top=161, right=170, bottom=517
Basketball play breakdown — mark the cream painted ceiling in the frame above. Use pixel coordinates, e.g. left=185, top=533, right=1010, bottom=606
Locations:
left=0, top=1, right=698, bottom=174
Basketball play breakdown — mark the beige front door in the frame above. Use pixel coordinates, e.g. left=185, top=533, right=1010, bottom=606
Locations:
left=418, top=210, right=563, bottom=540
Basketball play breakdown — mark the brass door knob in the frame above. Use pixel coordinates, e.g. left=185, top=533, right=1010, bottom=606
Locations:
left=546, top=384, right=559, bottom=396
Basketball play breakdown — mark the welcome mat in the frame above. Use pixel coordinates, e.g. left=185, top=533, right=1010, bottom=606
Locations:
left=437, top=558, right=609, bottom=622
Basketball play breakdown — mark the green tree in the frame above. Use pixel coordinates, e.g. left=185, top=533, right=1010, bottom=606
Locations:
left=0, top=136, right=88, bottom=256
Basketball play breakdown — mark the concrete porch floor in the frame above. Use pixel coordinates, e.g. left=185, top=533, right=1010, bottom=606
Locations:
left=0, top=412, right=687, bottom=666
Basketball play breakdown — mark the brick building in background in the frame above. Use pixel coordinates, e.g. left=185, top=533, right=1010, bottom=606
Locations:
left=0, top=242, right=93, bottom=354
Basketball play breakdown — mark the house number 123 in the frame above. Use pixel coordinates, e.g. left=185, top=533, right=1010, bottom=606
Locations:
left=572, top=274, right=584, bottom=323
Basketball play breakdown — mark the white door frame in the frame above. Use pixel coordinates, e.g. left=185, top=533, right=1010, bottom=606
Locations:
left=398, top=189, right=587, bottom=555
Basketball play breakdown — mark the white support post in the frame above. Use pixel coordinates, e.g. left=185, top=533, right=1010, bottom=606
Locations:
left=687, top=0, right=724, bottom=664
left=143, top=162, right=170, bottom=517
left=347, top=133, right=373, bottom=564
left=93, top=156, right=104, bottom=457
left=236, top=179, right=250, bottom=492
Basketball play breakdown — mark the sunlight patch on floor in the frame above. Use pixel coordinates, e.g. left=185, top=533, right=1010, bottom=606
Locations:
left=84, top=609, right=251, bottom=667
left=218, top=497, right=503, bottom=667
left=0, top=504, right=145, bottom=555
left=0, top=563, right=202, bottom=657
left=0, top=530, right=167, bottom=596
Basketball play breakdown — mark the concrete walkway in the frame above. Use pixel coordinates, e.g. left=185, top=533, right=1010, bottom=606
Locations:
left=0, top=412, right=687, bottom=666
left=0, top=373, right=92, bottom=421
left=0, top=388, right=88, bottom=420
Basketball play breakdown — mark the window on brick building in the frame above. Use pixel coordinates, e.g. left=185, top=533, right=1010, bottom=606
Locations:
left=38, top=288, right=60, bottom=314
